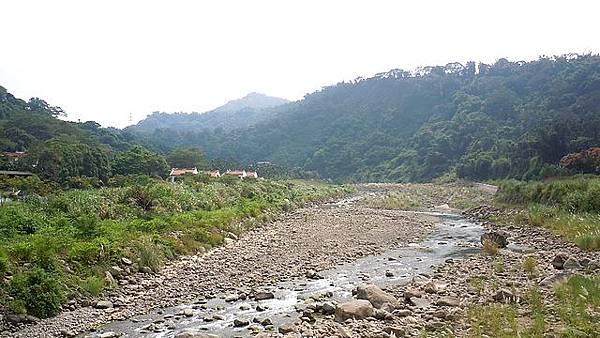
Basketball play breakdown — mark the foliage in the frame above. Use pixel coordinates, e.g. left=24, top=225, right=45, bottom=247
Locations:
left=554, top=274, right=600, bottom=336
left=560, top=147, right=600, bottom=174
left=167, top=147, right=206, bottom=169
left=8, top=267, right=65, bottom=318
left=131, top=54, right=600, bottom=182
left=494, top=177, right=600, bottom=251
left=113, top=146, right=169, bottom=178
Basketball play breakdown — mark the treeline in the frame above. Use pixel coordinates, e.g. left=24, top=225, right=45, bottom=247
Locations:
left=131, top=54, right=600, bottom=182
left=0, top=88, right=306, bottom=186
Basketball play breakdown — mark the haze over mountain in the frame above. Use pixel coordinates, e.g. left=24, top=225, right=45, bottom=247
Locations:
left=132, top=93, right=289, bottom=132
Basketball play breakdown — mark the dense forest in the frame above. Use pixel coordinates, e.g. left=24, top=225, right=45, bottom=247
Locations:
left=131, top=54, right=600, bottom=182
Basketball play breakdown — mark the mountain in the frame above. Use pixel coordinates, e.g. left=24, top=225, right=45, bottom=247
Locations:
left=131, top=92, right=289, bottom=133
left=133, top=54, right=600, bottom=182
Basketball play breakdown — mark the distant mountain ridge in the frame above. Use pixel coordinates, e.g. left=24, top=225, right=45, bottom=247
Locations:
left=132, top=93, right=289, bottom=132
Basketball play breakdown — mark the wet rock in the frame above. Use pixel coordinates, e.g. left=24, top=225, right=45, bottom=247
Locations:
left=480, top=231, right=508, bottom=248
left=183, top=308, right=195, bottom=317
left=306, top=269, right=323, bottom=280
left=140, top=266, right=153, bottom=274
left=224, top=294, right=239, bottom=302
left=97, top=332, right=118, bottom=338
left=335, top=300, right=374, bottom=322
left=423, top=281, right=439, bottom=294
left=254, top=291, right=275, bottom=301
left=233, top=318, right=249, bottom=327
left=94, top=300, right=113, bottom=309
left=357, top=284, right=399, bottom=309
left=260, top=318, right=273, bottom=326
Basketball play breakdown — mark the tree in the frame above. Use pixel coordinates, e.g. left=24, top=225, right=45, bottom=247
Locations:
left=166, top=147, right=206, bottom=169
left=113, top=146, right=169, bottom=178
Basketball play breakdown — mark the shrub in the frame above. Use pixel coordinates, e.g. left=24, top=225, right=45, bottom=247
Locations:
left=8, top=267, right=65, bottom=318
left=522, top=256, right=538, bottom=278
left=136, top=237, right=164, bottom=272
left=482, top=239, right=499, bottom=255
left=80, top=275, right=104, bottom=296
left=0, top=249, right=9, bottom=278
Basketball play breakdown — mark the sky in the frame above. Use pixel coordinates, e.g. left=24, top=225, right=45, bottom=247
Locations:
left=1, top=0, right=599, bottom=128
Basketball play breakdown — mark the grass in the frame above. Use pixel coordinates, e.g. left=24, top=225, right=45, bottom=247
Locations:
left=494, top=176, right=600, bottom=251
left=482, top=239, right=500, bottom=256
left=363, top=181, right=494, bottom=211
left=0, top=176, right=349, bottom=318
left=522, top=256, right=538, bottom=279
left=464, top=275, right=599, bottom=338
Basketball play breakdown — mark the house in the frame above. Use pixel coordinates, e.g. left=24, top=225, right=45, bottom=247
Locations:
left=224, top=170, right=247, bottom=178
left=168, top=167, right=198, bottom=182
left=246, top=171, right=258, bottom=178
left=0, top=170, right=34, bottom=178
left=1, top=152, right=27, bottom=161
left=205, top=170, right=221, bottom=178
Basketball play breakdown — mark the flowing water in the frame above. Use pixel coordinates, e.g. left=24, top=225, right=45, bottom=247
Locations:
left=93, top=211, right=486, bottom=338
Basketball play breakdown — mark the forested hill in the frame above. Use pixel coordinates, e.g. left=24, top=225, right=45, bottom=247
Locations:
left=132, top=54, right=600, bottom=182
left=131, top=92, right=289, bottom=134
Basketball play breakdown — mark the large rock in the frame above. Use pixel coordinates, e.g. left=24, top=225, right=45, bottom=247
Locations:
left=436, top=296, right=460, bottom=307
left=480, top=231, right=509, bottom=248
left=552, top=252, right=570, bottom=269
left=334, top=300, right=374, bottom=322
left=254, top=291, right=275, bottom=301
left=356, top=284, right=398, bottom=309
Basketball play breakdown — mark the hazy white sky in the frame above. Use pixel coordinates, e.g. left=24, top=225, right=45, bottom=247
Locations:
left=1, top=0, right=598, bottom=127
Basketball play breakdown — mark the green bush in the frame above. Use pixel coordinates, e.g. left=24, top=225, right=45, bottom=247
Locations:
left=8, top=267, right=65, bottom=318
left=0, top=250, right=9, bottom=278
left=80, top=275, right=104, bottom=296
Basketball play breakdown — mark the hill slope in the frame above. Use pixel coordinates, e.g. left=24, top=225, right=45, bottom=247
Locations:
left=134, top=54, right=600, bottom=182
left=132, top=92, right=289, bottom=133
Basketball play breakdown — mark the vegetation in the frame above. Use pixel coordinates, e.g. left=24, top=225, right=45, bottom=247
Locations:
left=0, top=176, right=348, bottom=318
left=363, top=182, right=491, bottom=210
left=495, top=176, right=600, bottom=250
left=466, top=275, right=599, bottom=337
left=131, top=54, right=600, bottom=182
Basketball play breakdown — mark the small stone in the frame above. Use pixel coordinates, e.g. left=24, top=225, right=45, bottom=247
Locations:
left=436, top=296, right=460, bottom=307
left=552, top=252, right=570, bottom=269
left=493, top=289, right=516, bottom=303
left=94, top=300, right=113, bottom=309
left=322, top=302, right=336, bottom=315
left=278, top=323, right=297, bottom=334
left=121, top=257, right=133, bottom=265
left=254, top=291, right=275, bottom=301
left=183, top=308, right=194, bottom=317
left=383, top=326, right=406, bottom=337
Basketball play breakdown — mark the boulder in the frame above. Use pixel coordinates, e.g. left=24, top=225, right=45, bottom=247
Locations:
left=552, top=252, right=570, bottom=269
left=278, top=322, right=297, bottom=334
left=334, top=300, right=374, bottom=322
left=322, top=302, right=337, bottom=315
left=492, top=289, right=516, bottom=303
left=480, top=231, right=509, bottom=248
left=109, top=266, right=124, bottom=278
left=563, top=257, right=582, bottom=270
left=356, top=284, right=399, bottom=309
left=254, top=291, right=275, bottom=301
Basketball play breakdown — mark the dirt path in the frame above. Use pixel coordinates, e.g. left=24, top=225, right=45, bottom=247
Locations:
left=5, top=186, right=437, bottom=338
